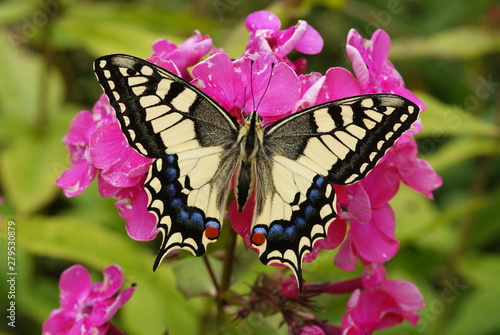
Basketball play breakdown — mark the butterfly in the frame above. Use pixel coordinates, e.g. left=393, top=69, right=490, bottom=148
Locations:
left=93, top=54, right=419, bottom=290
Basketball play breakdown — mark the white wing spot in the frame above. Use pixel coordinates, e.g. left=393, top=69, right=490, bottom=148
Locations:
left=400, top=114, right=409, bottom=122
left=140, top=65, right=154, bottom=76
left=383, top=107, right=395, bottom=115
left=346, top=124, right=366, bottom=140
left=103, top=70, right=111, bottom=79
left=365, top=110, right=383, bottom=122
left=170, top=88, right=197, bottom=111
left=320, top=135, right=349, bottom=160
left=128, top=76, right=149, bottom=86
left=149, top=177, right=162, bottom=193
left=361, top=98, right=374, bottom=108
left=150, top=112, right=182, bottom=132
left=135, top=142, right=148, bottom=155
left=344, top=174, right=359, bottom=184
left=340, top=106, right=354, bottom=124
left=363, top=118, right=377, bottom=130
left=140, top=95, right=161, bottom=108
left=336, top=131, right=358, bottom=151
left=314, top=109, right=336, bottom=132
left=146, top=105, right=171, bottom=121
left=132, top=85, right=147, bottom=96
left=122, top=115, right=130, bottom=126
left=320, top=204, right=332, bottom=220
left=385, top=131, right=394, bottom=140
left=151, top=199, right=164, bottom=214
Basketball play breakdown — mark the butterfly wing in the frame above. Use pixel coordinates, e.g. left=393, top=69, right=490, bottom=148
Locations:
left=94, top=54, right=240, bottom=266
left=253, top=94, right=419, bottom=287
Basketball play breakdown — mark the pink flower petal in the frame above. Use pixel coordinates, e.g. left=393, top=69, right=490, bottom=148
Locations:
left=64, top=110, right=94, bottom=145
left=245, top=10, right=281, bottom=32
left=55, top=162, right=96, bottom=198
left=90, top=265, right=124, bottom=301
left=351, top=205, right=399, bottom=263
left=346, top=183, right=371, bottom=224
left=192, top=53, right=240, bottom=113
left=317, top=67, right=362, bottom=103
left=100, top=285, right=136, bottom=323
left=335, top=234, right=357, bottom=271
left=59, top=265, right=92, bottom=308
left=294, top=23, right=324, bottom=55
left=115, top=186, right=158, bottom=241
left=371, top=30, right=391, bottom=72
left=345, top=45, right=370, bottom=91
left=43, top=309, right=78, bottom=334
left=90, top=122, right=150, bottom=188
left=380, top=280, right=424, bottom=325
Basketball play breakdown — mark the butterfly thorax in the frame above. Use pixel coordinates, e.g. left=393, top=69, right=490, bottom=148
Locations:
left=234, top=111, right=264, bottom=211
left=237, top=111, right=264, bottom=163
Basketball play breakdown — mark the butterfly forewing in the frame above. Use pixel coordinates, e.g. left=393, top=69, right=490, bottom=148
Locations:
left=93, top=54, right=239, bottom=157
left=94, top=54, right=240, bottom=263
left=265, top=94, right=419, bottom=184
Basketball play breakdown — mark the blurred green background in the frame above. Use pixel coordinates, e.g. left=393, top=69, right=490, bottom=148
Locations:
left=0, top=0, right=499, bottom=334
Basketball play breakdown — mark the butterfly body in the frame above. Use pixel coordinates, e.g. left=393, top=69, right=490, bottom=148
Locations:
left=94, top=54, right=419, bottom=289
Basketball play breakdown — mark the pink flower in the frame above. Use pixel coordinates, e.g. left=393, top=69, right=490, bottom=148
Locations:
left=43, top=264, right=135, bottom=335
left=341, top=264, right=424, bottom=335
left=90, top=120, right=151, bottom=189
left=113, top=184, right=157, bottom=241
left=151, top=30, right=213, bottom=80
left=300, top=325, right=325, bottom=335
left=245, top=10, right=323, bottom=73
left=192, top=52, right=301, bottom=122
left=386, top=135, right=443, bottom=198
left=346, top=29, right=425, bottom=111
left=55, top=110, right=96, bottom=197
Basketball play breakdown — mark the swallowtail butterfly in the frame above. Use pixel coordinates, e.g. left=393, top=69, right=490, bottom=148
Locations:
left=94, top=54, right=419, bottom=290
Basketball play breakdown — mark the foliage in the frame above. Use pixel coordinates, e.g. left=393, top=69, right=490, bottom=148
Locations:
left=0, top=0, right=499, bottom=334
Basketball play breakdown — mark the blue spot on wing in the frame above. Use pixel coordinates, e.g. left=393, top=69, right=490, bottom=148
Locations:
left=145, top=155, right=223, bottom=261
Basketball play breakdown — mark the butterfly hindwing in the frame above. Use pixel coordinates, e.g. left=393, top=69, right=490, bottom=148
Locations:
left=147, top=149, right=237, bottom=268
left=93, top=54, right=240, bottom=262
left=251, top=154, right=337, bottom=289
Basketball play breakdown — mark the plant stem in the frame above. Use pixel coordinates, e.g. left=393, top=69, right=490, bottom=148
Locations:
left=203, top=256, right=220, bottom=297
left=219, top=227, right=238, bottom=304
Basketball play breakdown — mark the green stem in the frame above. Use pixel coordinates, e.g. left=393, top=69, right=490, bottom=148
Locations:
left=219, top=227, right=238, bottom=305
left=203, top=256, right=220, bottom=297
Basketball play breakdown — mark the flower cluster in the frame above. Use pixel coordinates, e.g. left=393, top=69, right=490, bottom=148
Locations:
left=43, top=264, right=135, bottom=335
left=56, top=10, right=441, bottom=334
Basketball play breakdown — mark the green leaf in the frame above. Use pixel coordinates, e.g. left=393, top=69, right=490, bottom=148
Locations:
left=423, top=137, right=499, bottom=172
left=391, top=26, right=500, bottom=60
left=416, top=91, right=499, bottom=139
left=392, top=184, right=440, bottom=243
left=0, top=129, right=68, bottom=215
left=15, top=215, right=200, bottom=335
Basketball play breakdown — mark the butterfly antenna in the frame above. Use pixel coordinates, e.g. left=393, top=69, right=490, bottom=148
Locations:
left=249, top=59, right=256, bottom=111
left=255, top=62, right=275, bottom=112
